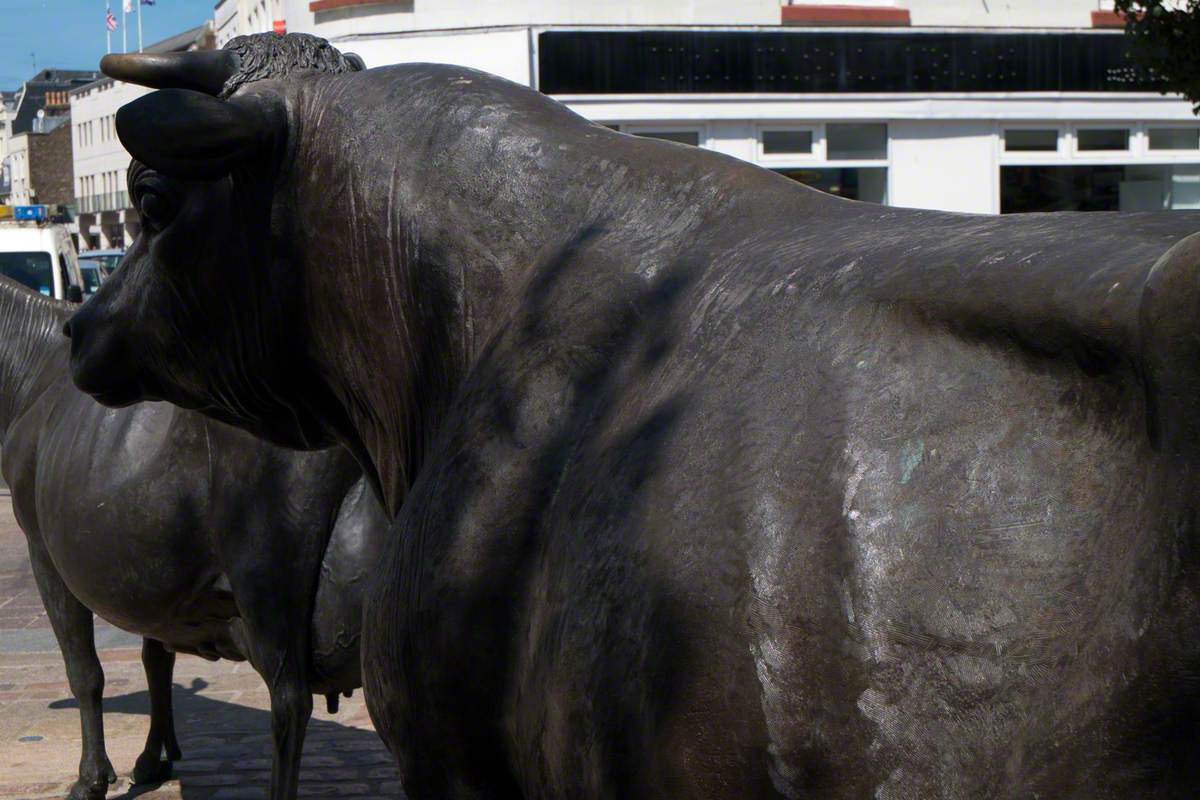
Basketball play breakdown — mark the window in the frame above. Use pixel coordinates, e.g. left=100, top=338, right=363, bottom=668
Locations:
left=773, top=167, right=888, bottom=205
left=80, top=262, right=103, bottom=295
left=758, top=126, right=819, bottom=161
left=1005, top=129, right=1058, bottom=152
left=1001, top=164, right=1200, bottom=213
left=826, top=124, right=887, bottom=160
left=1077, top=128, right=1129, bottom=151
left=1148, top=128, right=1200, bottom=151
left=632, top=130, right=700, bottom=146
left=0, top=251, right=53, bottom=295
left=762, top=129, right=814, bottom=155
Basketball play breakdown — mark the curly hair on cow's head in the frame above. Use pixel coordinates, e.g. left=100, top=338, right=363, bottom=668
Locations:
left=218, top=32, right=365, bottom=98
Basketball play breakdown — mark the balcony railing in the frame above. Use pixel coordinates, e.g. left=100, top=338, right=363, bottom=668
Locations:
left=76, top=191, right=130, bottom=214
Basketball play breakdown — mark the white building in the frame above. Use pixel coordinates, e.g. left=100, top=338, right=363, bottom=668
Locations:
left=0, top=93, right=17, bottom=200
left=70, top=24, right=213, bottom=250
left=70, top=78, right=147, bottom=248
left=215, top=0, right=286, bottom=47
left=6, top=133, right=31, bottom=206
left=5, top=114, right=72, bottom=209
left=268, top=0, right=1200, bottom=214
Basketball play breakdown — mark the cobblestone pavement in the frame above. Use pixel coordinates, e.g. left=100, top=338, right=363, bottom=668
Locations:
left=0, top=494, right=403, bottom=800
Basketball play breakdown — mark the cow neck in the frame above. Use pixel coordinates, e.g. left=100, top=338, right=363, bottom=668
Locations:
left=0, top=277, right=70, bottom=439
left=290, top=68, right=749, bottom=515
left=294, top=139, right=596, bottom=516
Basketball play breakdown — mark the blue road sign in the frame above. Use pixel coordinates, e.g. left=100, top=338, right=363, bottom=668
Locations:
left=13, top=205, right=46, bottom=222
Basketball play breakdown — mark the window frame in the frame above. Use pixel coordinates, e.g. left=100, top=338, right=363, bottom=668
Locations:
left=757, top=124, right=821, bottom=163
left=1072, top=125, right=1133, bottom=156
left=824, top=122, right=890, bottom=163
left=1000, top=125, right=1066, bottom=160
left=1145, top=124, right=1200, bottom=156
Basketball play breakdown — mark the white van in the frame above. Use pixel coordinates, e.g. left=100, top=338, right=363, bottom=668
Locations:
left=0, top=221, right=85, bottom=301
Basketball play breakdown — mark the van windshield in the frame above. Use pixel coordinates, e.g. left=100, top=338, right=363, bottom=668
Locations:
left=0, top=252, right=53, bottom=296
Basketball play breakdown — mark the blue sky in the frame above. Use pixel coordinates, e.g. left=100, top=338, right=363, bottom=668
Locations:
left=0, top=0, right=215, bottom=90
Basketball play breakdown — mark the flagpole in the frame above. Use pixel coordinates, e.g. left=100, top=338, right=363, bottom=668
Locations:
left=105, top=3, right=111, bottom=54
left=137, top=0, right=143, bottom=52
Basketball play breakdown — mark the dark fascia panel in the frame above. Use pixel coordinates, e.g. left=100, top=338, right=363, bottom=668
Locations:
left=537, top=29, right=1160, bottom=95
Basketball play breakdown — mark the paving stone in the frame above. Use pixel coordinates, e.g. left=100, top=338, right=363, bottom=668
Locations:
left=298, top=767, right=362, bottom=781
left=175, top=773, right=242, bottom=787
left=171, top=758, right=224, bottom=773
left=342, top=749, right=397, bottom=766
left=209, top=787, right=268, bottom=800
left=295, top=754, right=346, bottom=768
left=333, top=738, right=389, bottom=752
left=297, top=782, right=371, bottom=796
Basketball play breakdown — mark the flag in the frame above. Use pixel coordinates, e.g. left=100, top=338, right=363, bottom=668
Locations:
left=141, top=0, right=155, bottom=5
left=123, top=0, right=132, bottom=12
left=105, top=6, right=118, bottom=30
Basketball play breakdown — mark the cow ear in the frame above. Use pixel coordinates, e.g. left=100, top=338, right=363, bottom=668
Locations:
left=115, top=88, right=284, bottom=180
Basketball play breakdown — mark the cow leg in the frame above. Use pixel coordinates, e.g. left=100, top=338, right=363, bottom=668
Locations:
left=265, top=668, right=312, bottom=800
left=237, top=600, right=312, bottom=800
left=131, top=638, right=181, bottom=784
left=26, top=537, right=116, bottom=800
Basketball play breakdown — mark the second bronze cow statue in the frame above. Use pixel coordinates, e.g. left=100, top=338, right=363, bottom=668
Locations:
left=66, top=32, right=1200, bottom=800
left=0, top=275, right=387, bottom=800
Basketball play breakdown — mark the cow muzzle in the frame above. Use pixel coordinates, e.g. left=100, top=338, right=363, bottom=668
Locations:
left=63, top=306, right=146, bottom=408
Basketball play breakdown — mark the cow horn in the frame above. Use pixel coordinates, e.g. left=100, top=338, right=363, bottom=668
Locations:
left=101, top=51, right=239, bottom=96
left=116, top=88, right=282, bottom=180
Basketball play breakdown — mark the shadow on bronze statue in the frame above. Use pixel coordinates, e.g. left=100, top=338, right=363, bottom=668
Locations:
left=374, top=230, right=707, bottom=794
left=50, top=677, right=399, bottom=798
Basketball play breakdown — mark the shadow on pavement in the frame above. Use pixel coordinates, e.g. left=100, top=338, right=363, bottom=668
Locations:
left=51, top=678, right=401, bottom=798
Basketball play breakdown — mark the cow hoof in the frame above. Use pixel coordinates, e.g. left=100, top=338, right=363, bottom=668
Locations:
left=66, top=772, right=114, bottom=800
left=131, top=750, right=172, bottom=784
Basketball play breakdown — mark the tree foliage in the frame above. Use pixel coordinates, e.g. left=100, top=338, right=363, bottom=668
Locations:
left=1115, top=0, right=1200, bottom=111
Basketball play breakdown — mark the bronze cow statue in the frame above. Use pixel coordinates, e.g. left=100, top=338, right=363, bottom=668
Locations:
left=0, top=274, right=386, bottom=800
left=66, top=33, right=1200, bottom=799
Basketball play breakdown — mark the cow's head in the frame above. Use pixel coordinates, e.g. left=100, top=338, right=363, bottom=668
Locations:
left=65, top=34, right=364, bottom=449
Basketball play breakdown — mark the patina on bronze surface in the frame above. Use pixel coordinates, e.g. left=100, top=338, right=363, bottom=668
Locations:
left=0, top=273, right=386, bottom=800
left=67, top=33, right=1200, bottom=798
